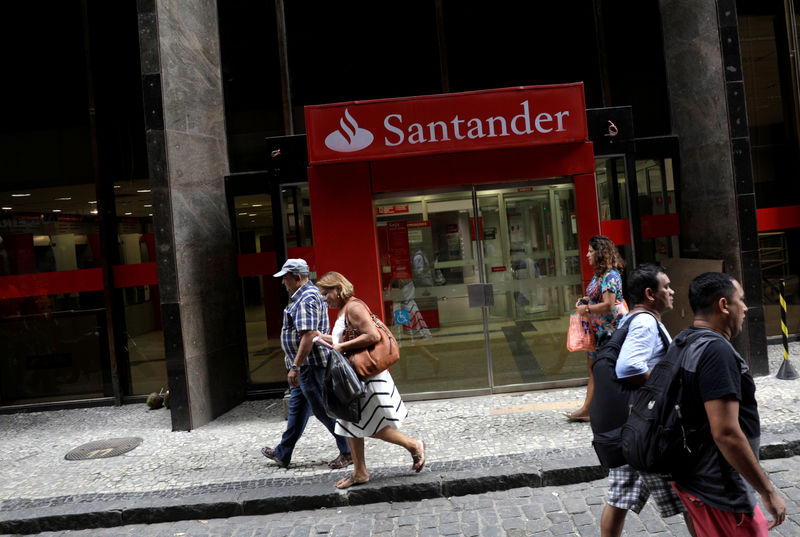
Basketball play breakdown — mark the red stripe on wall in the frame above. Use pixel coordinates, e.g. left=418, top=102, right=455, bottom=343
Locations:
left=757, top=205, right=800, bottom=231
left=287, top=247, right=316, bottom=272
left=238, top=252, right=278, bottom=277
left=600, top=219, right=631, bottom=245
left=574, top=173, right=602, bottom=285
left=641, top=213, right=680, bottom=239
left=0, top=268, right=103, bottom=299
left=112, top=262, right=158, bottom=288
left=599, top=213, right=680, bottom=246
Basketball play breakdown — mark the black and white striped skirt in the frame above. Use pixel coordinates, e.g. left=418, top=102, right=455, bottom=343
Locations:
left=334, top=369, right=408, bottom=438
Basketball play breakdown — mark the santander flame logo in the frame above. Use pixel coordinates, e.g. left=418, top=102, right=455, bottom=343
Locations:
left=324, top=108, right=374, bottom=152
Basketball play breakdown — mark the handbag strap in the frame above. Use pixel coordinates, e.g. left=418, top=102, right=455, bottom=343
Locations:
left=343, top=298, right=395, bottom=344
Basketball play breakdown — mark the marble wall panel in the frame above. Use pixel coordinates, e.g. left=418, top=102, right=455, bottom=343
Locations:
left=141, top=74, right=164, bottom=131
left=173, top=239, right=239, bottom=305
left=156, top=0, right=226, bottom=140
left=145, top=130, right=168, bottom=188
left=169, top=185, right=232, bottom=246
left=161, top=302, right=190, bottom=430
left=660, top=0, right=740, bottom=271
left=163, top=130, right=228, bottom=189
left=179, top=294, right=244, bottom=366
left=727, top=81, right=749, bottom=139
left=737, top=193, right=759, bottom=253
left=136, top=0, right=244, bottom=429
left=137, top=11, right=160, bottom=75
left=185, top=343, right=247, bottom=428
left=744, top=306, right=768, bottom=375
left=732, top=138, right=754, bottom=195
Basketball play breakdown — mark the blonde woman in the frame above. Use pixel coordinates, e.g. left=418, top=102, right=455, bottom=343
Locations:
left=315, top=271, right=426, bottom=489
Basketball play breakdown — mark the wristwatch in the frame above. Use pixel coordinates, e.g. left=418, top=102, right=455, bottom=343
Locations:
left=290, top=364, right=300, bottom=372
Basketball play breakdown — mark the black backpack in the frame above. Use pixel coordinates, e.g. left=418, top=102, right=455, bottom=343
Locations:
left=620, top=328, right=712, bottom=475
left=589, top=311, right=670, bottom=468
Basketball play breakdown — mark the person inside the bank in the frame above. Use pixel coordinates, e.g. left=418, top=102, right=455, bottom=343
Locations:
left=566, top=235, right=626, bottom=422
left=315, top=271, right=426, bottom=489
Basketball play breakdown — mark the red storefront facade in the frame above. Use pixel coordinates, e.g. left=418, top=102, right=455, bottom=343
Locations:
left=304, top=84, right=603, bottom=395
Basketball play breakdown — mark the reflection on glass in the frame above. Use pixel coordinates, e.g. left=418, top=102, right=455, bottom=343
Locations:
left=375, top=182, right=585, bottom=395
left=235, top=188, right=317, bottom=386
left=377, top=192, right=488, bottom=393
left=0, top=185, right=107, bottom=404
left=482, top=184, right=583, bottom=388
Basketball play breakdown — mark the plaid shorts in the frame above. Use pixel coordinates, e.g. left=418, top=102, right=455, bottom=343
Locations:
left=607, top=465, right=686, bottom=517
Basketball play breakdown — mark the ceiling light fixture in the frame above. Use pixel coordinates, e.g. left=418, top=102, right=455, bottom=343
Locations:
left=90, top=209, right=98, bottom=214
left=11, top=193, right=30, bottom=197
left=54, top=197, right=72, bottom=201
left=52, top=209, right=61, bottom=213
left=1, top=207, right=11, bottom=210
left=136, top=189, right=151, bottom=193
left=124, top=212, right=132, bottom=216
left=88, top=201, right=97, bottom=204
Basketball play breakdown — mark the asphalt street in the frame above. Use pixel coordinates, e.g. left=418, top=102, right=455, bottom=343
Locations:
left=7, top=455, right=799, bottom=537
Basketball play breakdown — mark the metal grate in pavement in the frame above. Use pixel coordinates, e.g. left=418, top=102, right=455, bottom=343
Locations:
left=64, top=437, right=143, bottom=460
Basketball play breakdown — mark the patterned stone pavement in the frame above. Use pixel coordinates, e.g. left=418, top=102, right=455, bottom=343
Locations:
left=8, top=455, right=800, bottom=537
left=0, top=342, right=798, bottom=534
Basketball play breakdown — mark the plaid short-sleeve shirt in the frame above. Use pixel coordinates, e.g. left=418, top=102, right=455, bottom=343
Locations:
left=280, top=280, right=330, bottom=369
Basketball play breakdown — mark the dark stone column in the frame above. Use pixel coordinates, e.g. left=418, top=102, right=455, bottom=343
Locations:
left=659, top=0, right=767, bottom=373
left=137, top=0, right=248, bottom=429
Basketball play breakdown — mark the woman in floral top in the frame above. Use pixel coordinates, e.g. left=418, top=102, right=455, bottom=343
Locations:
left=566, top=235, right=626, bottom=422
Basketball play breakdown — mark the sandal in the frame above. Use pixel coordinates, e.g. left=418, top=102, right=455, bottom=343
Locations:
left=564, top=411, right=590, bottom=423
left=411, top=440, right=426, bottom=472
left=335, top=474, right=369, bottom=489
left=328, top=453, right=353, bottom=469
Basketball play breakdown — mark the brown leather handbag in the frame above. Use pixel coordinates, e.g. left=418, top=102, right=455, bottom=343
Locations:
left=342, top=298, right=400, bottom=378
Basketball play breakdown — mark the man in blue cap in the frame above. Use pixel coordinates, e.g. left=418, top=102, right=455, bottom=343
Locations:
left=261, top=258, right=352, bottom=469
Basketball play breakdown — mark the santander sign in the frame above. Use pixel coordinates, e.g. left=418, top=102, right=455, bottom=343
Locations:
left=306, top=83, right=587, bottom=165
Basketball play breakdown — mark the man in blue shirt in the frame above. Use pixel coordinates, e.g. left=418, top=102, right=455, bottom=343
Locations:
left=600, top=264, right=696, bottom=537
left=261, top=259, right=351, bottom=469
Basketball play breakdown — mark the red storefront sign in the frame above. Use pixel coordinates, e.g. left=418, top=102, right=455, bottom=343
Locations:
left=376, top=204, right=409, bottom=215
left=387, top=222, right=412, bottom=280
left=305, top=83, right=587, bottom=165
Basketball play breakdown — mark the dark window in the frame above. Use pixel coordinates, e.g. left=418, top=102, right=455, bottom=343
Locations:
left=218, top=0, right=285, bottom=173
left=442, top=2, right=604, bottom=108
left=738, top=0, right=800, bottom=207
left=284, top=1, right=443, bottom=132
left=599, top=1, right=671, bottom=137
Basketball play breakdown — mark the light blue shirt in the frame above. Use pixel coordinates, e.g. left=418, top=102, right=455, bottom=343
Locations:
left=615, top=312, right=672, bottom=379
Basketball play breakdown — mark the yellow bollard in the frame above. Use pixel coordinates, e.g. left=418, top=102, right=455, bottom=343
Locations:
left=777, top=279, right=799, bottom=380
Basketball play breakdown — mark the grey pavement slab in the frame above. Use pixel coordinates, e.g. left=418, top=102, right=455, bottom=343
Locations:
left=0, top=342, right=798, bottom=534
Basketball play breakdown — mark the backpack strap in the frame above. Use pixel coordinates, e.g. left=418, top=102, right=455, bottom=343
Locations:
left=595, top=311, right=655, bottom=366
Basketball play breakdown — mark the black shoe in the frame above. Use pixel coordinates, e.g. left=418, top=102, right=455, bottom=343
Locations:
left=261, top=446, right=288, bottom=468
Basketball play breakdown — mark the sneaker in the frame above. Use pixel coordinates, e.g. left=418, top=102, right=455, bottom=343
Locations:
left=261, top=446, right=288, bottom=468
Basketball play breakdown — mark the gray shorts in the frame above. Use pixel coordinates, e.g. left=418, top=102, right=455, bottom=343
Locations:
left=607, top=465, right=686, bottom=518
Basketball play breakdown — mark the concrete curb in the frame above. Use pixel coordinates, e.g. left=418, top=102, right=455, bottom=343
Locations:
left=3, top=435, right=799, bottom=535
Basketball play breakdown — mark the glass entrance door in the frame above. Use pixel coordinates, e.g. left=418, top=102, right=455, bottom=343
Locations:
left=478, top=183, right=583, bottom=389
left=375, top=180, right=584, bottom=396
left=376, top=190, right=490, bottom=394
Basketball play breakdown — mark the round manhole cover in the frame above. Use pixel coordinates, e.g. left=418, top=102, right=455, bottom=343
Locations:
left=65, top=437, right=143, bottom=460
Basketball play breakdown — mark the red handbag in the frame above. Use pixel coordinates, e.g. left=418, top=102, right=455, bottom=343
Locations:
left=342, top=299, right=400, bottom=378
